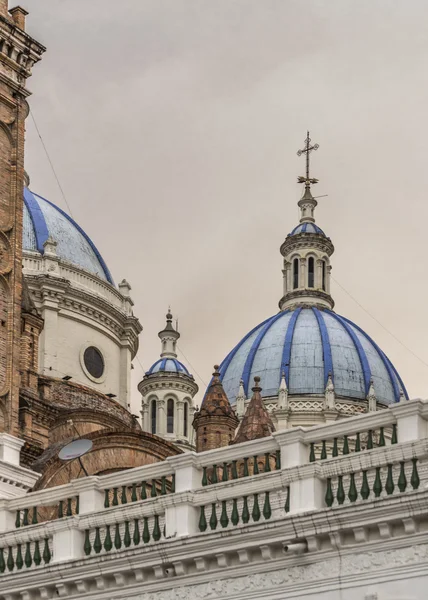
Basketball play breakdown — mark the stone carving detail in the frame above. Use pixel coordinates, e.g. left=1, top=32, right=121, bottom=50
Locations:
left=136, top=544, right=428, bottom=600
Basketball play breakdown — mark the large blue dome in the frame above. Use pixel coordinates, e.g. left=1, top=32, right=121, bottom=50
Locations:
left=219, top=307, right=408, bottom=406
left=23, top=188, right=113, bottom=284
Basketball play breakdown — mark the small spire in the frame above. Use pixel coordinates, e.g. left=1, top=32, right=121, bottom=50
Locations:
left=367, top=378, right=377, bottom=412
left=158, top=309, right=180, bottom=358
left=278, top=371, right=288, bottom=410
left=236, top=379, right=246, bottom=420
left=198, top=365, right=237, bottom=418
left=233, top=376, right=275, bottom=444
left=297, top=131, right=320, bottom=223
left=324, top=372, right=336, bottom=410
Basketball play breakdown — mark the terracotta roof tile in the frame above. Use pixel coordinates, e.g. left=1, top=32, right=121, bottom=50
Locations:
left=233, top=376, right=275, bottom=444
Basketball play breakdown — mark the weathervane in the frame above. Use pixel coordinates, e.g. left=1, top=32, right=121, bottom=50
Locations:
left=297, top=131, right=319, bottom=188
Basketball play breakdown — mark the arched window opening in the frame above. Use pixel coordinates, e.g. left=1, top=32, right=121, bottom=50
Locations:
left=293, top=258, right=299, bottom=289
left=167, top=399, right=174, bottom=433
left=151, top=400, right=157, bottom=434
left=322, top=261, right=326, bottom=291
left=308, top=257, right=315, bottom=288
left=183, top=402, right=189, bottom=437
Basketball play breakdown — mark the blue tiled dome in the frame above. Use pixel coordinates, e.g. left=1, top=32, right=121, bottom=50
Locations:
left=146, top=358, right=191, bottom=376
left=289, top=223, right=326, bottom=236
left=218, top=307, right=408, bottom=406
left=23, top=188, right=113, bottom=284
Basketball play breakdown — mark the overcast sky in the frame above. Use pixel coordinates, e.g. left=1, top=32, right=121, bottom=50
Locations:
left=23, top=0, right=428, bottom=411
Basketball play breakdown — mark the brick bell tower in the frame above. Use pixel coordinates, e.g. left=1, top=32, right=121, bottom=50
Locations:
left=0, top=3, right=44, bottom=435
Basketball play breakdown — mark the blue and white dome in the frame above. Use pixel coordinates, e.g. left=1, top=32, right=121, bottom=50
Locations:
left=23, top=188, right=113, bottom=284
left=146, top=358, right=191, bottom=377
left=219, top=307, right=408, bottom=406
left=288, top=223, right=326, bottom=236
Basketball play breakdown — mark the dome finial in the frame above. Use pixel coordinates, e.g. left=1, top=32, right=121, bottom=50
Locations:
left=297, top=131, right=320, bottom=223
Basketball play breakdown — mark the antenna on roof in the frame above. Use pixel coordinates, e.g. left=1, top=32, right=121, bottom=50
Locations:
left=58, top=438, right=92, bottom=477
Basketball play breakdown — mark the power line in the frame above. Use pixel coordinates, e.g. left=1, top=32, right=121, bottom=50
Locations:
left=29, top=108, right=74, bottom=218
left=332, top=275, right=428, bottom=371
left=177, top=343, right=207, bottom=388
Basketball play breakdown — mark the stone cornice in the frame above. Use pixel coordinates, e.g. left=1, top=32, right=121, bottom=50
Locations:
left=280, top=234, right=334, bottom=258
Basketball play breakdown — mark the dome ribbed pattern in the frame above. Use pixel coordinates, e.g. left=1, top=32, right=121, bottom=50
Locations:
left=218, top=308, right=407, bottom=406
left=146, top=358, right=191, bottom=376
left=289, top=223, right=326, bottom=236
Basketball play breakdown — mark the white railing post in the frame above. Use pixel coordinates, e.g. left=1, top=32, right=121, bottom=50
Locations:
left=390, top=398, right=428, bottom=443
left=165, top=453, right=202, bottom=537
left=71, top=477, right=104, bottom=515
left=52, top=523, right=85, bottom=563
left=274, top=429, right=324, bottom=513
left=0, top=500, right=16, bottom=533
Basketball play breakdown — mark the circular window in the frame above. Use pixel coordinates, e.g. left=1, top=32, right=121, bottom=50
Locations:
left=83, top=346, right=104, bottom=379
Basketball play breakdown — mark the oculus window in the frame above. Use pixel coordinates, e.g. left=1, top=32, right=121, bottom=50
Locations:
left=83, top=346, right=104, bottom=379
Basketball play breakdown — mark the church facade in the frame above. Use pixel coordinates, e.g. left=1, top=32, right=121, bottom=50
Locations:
left=0, top=3, right=427, bottom=599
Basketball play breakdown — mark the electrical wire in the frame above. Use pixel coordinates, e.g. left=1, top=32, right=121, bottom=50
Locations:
left=332, top=275, right=428, bottom=371
left=177, top=343, right=207, bottom=388
left=29, top=108, right=74, bottom=218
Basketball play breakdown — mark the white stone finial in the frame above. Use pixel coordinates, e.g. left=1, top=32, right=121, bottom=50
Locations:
left=324, top=373, right=335, bottom=410
left=278, top=372, right=288, bottom=410
left=43, top=236, right=57, bottom=256
left=399, top=387, right=406, bottom=403
left=366, top=378, right=377, bottom=412
left=236, top=379, right=246, bottom=420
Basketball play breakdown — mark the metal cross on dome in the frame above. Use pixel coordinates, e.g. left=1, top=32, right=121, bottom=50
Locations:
left=297, top=131, right=319, bottom=187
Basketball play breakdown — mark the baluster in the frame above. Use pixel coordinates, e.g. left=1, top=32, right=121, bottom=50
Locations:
left=209, top=503, right=218, bottom=530
left=242, top=497, right=250, bottom=523
left=143, top=517, right=150, bottom=543
left=124, top=521, right=131, bottom=547
left=151, top=480, right=157, bottom=498
left=231, top=460, right=238, bottom=479
left=141, top=481, right=147, bottom=500
left=367, top=430, right=373, bottom=450
left=133, top=519, right=141, bottom=545
left=253, top=456, right=259, bottom=475
left=398, top=461, right=407, bottom=492
left=309, top=442, right=316, bottom=462
left=15, top=510, right=20, bottom=528
left=264, top=453, right=271, bottom=472
left=199, top=506, right=207, bottom=532
left=16, top=544, right=23, bottom=570
left=263, top=492, right=271, bottom=519
left=94, top=528, right=102, bottom=554
left=379, top=427, right=386, bottom=447
left=114, top=523, right=122, bottom=549
left=121, top=486, right=128, bottom=504
left=171, top=474, right=175, bottom=493
left=33, top=541, right=41, bottom=566
left=343, top=436, right=349, bottom=455
left=202, top=467, right=208, bottom=486
left=212, top=465, right=218, bottom=484
left=391, top=424, right=398, bottom=444
left=112, top=488, right=119, bottom=506
left=104, top=490, right=110, bottom=508
left=284, top=486, right=290, bottom=513
left=336, top=475, right=345, bottom=505
left=7, top=547, right=14, bottom=571
left=42, top=539, right=51, bottom=564
left=325, top=478, right=334, bottom=507
left=360, top=471, right=370, bottom=500
left=332, top=438, right=338, bottom=457
left=84, top=531, right=91, bottom=555
left=231, top=499, right=239, bottom=526
left=355, top=432, right=361, bottom=452
left=385, top=464, right=394, bottom=495
left=373, top=467, right=382, bottom=497
left=348, top=473, right=357, bottom=502
left=66, top=497, right=72, bottom=516
left=153, top=515, right=161, bottom=541
left=222, top=463, right=229, bottom=482
left=0, top=548, right=5, bottom=573
left=220, top=501, right=229, bottom=528
left=104, top=525, right=112, bottom=551
left=23, top=508, right=29, bottom=526
left=321, top=440, right=327, bottom=459
left=24, top=542, right=32, bottom=568
left=411, top=458, right=420, bottom=490
left=131, top=483, right=138, bottom=502
left=252, top=494, right=261, bottom=522
left=243, top=458, right=249, bottom=477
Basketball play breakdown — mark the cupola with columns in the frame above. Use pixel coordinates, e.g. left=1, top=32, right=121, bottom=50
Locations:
left=139, top=312, right=198, bottom=451
left=279, top=132, right=334, bottom=312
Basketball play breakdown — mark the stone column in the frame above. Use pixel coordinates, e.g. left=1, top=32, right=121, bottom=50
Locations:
left=326, top=265, right=332, bottom=294
left=299, top=258, right=306, bottom=289
left=316, top=259, right=323, bottom=290
left=157, top=398, right=166, bottom=436
left=141, top=402, right=149, bottom=432
left=282, top=268, right=287, bottom=295
left=176, top=400, right=184, bottom=438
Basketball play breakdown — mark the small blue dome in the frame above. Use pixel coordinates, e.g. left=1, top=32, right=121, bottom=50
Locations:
left=288, top=223, right=326, bottom=236
left=23, top=188, right=113, bottom=284
left=218, top=308, right=408, bottom=406
left=146, top=358, right=191, bottom=376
